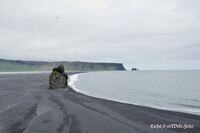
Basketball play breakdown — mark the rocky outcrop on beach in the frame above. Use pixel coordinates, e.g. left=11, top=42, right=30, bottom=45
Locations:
left=49, top=65, right=68, bottom=90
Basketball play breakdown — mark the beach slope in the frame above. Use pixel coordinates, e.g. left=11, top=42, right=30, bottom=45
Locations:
left=0, top=73, right=199, bottom=133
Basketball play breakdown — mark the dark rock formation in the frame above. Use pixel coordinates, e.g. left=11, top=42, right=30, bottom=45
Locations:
left=131, top=67, right=139, bottom=71
left=49, top=65, right=68, bottom=90
left=52, top=64, right=65, bottom=74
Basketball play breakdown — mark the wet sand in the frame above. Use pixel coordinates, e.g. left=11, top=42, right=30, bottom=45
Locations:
left=0, top=73, right=199, bottom=133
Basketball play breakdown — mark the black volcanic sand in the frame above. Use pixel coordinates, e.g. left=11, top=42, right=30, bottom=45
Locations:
left=0, top=73, right=199, bottom=133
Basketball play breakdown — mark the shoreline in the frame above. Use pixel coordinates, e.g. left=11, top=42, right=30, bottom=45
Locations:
left=72, top=86, right=200, bottom=116
left=0, top=73, right=199, bottom=133
left=70, top=85, right=200, bottom=118
left=66, top=87, right=200, bottom=133
left=69, top=73, right=200, bottom=116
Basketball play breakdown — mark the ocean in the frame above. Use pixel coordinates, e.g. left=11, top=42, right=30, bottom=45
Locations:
left=69, top=70, right=200, bottom=115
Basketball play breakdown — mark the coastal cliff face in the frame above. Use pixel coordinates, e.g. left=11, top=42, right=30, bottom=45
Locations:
left=0, top=59, right=126, bottom=72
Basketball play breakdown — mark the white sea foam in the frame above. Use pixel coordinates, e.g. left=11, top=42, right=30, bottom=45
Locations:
left=68, top=74, right=79, bottom=89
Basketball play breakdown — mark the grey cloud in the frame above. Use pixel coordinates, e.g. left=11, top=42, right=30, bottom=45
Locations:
left=0, top=0, right=200, bottom=69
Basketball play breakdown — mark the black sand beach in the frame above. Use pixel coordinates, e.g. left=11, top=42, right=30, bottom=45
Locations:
left=0, top=73, right=199, bottom=133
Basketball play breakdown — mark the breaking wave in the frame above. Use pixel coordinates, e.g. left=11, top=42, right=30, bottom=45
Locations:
left=68, top=74, right=79, bottom=89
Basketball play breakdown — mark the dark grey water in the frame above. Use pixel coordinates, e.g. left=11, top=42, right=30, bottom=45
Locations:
left=69, top=70, right=200, bottom=115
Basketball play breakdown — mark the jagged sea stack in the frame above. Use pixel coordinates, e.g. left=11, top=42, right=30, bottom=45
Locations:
left=49, top=65, right=68, bottom=90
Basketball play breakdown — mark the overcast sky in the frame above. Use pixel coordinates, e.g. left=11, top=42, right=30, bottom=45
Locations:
left=0, top=0, right=200, bottom=69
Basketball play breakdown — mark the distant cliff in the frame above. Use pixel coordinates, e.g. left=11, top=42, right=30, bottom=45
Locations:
left=0, top=59, right=126, bottom=72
